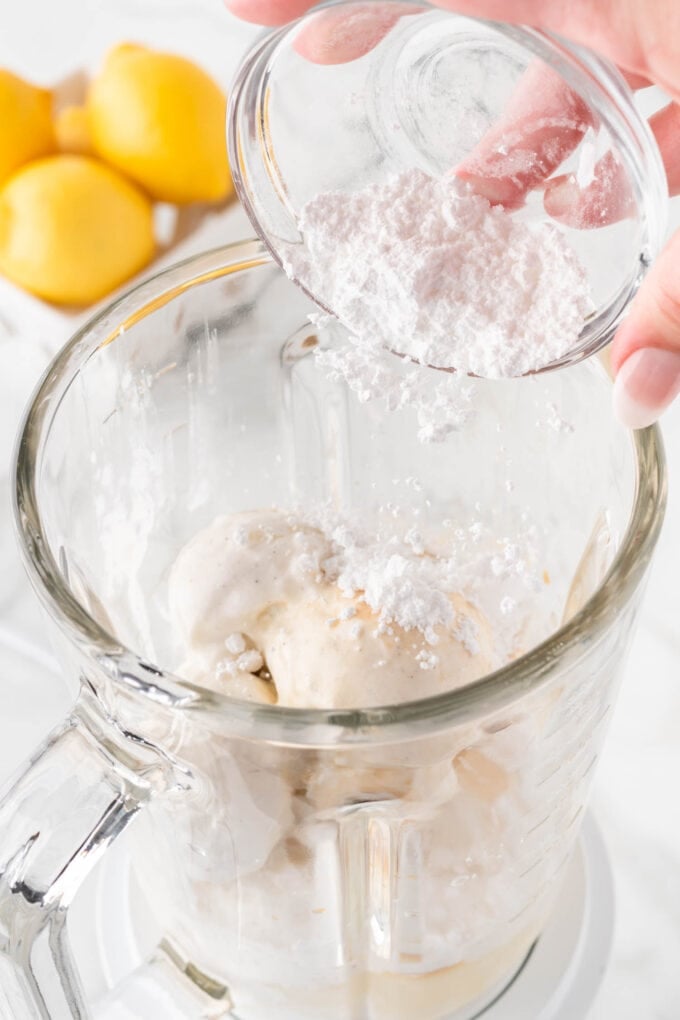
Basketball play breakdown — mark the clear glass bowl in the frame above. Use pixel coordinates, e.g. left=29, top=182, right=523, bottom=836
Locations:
left=228, top=1, right=667, bottom=373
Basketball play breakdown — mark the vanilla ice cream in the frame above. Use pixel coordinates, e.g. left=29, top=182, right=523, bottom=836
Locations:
left=131, top=505, right=578, bottom=1020
left=168, top=508, right=497, bottom=708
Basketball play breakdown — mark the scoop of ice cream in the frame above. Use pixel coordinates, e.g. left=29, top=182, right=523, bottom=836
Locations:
left=169, top=509, right=495, bottom=708
left=257, top=588, right=494, bottom=708
left=152, top=509, right=561, bottom=1020
left=169, top=509, right=329, bottom=647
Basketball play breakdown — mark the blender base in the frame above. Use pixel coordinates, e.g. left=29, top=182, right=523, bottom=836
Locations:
left=67, top=815, right=614, bottom=1020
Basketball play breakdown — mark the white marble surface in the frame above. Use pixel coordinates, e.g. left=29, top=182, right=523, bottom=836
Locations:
left=0, top=3, right=678, bottom=1017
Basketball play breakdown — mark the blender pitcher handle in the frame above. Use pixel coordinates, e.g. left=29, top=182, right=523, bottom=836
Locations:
left=0, top=685, right=171, bottom=1020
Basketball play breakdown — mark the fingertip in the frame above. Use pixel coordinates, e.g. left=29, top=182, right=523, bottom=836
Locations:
left=613, top=358, right=659, bottom=429
left=543, top=154, right=634, bottom=230
left=612, top=347, right=680, bottom=429
left=293, top=4, right=423, bottom=66
left=224, top=0, right=312, bottom=26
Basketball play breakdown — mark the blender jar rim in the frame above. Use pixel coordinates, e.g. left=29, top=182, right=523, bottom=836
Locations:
left=12, top=240, right=667, bottom=743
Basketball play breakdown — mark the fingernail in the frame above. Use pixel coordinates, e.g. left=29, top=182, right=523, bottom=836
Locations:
left=613, top=347, right=680, bottom=429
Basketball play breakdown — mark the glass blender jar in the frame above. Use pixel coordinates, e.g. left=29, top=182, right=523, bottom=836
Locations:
left=0, top=240, right=667, bottom=1020
left=0, top=5, right=670, bottom=1019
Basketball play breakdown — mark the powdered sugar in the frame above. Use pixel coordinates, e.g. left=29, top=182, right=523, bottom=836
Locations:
left=284, top=169, right=593, bottom=439
left=332, top=543, right=459, bottom=645
left=316, top=335, right=477, bottom=443
left=298, top=505, right=543, bottom=657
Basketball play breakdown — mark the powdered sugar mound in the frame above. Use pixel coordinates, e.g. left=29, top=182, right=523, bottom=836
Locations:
left=298, top=507, right=542, bottom=657
left=305, top=509, right=471, bottom=643
left=284, top=169, right=593, bottom=380
left=334, top=545, right=457, bottom=645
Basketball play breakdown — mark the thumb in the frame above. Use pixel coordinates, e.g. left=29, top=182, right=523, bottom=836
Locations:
left=611, top=227, right=680, bottom=429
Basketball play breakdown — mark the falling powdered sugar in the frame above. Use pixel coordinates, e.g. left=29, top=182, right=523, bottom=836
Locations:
left=284, top=169, right=593, bottom=439
left=315, top=335, right=477, bottom=443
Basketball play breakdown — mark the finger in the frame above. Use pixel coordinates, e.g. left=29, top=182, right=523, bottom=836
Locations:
left=452, top=61, right=651, bottom=209
left=544, top=102, right=680, bottom=227
left=622, top=71, right=654, bottom=90
left=456, top=61, right=592, bottom=207
left=435, top=0, right=680, bottom=101
left=294, top=3, right=423, bottom=65
left=428, top=0, right=649, bottom=82
left=227, top=0, right=680, bottom=102
left=225, top=0, right=314, bottom=27
left=649, top=101, right=680, bottom=195
left=543, top=151, right=634, bottom=227
left=611, top=229, right=680, bottom=428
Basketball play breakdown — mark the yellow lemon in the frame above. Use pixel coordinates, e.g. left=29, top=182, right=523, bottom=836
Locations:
left=55, top=105, right=94, bottom=155
left=0, top=68, right=55, bottom=186
left=0, top=155, right=155, bottom=306
left=88, top=43, right=232, bottom=204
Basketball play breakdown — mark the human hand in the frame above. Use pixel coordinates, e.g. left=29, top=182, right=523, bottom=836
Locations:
left=226, top=0, right=680, bottom=428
